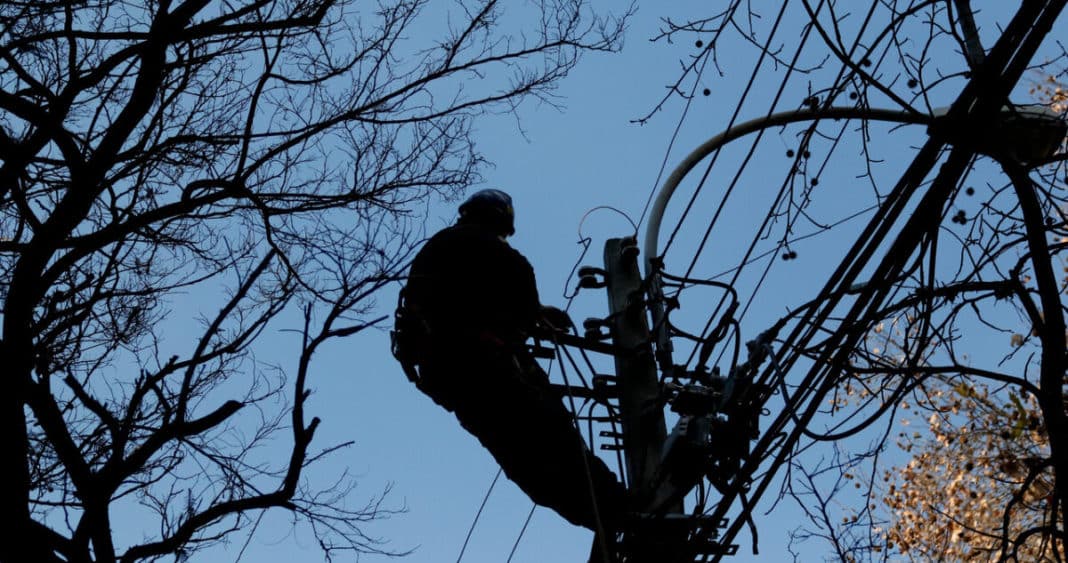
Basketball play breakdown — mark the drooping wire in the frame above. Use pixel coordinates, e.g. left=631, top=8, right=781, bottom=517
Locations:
left=455, top=468, right=502, bottom=563
left=554, top=206, right=630, bottom=475
left=564, top=206, right=637, bottom=300
left=562, top=235, right=593, bottom=302
left=505, top=504, right=538, bottom=563
left=558, top=341, right=627, bottom=484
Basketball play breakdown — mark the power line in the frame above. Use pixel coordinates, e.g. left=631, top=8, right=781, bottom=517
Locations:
left=660, top=0, right=797, bottom=260
left=635, top=1, right=752, bottom=232
left=704, top=1, right=1068, bottom=551
left=455, top=468, right=502, bottom=563
left=505, top=504, right=538, bottom=563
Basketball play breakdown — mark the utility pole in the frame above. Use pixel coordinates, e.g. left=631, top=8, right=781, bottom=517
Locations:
left=603, top=237, right=665, bottom=493
left=598, top=236, right=690, bottom=562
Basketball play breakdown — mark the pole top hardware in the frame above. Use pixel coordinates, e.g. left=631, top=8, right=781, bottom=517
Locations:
left=592, top=374, right=619, bottom=400
left=578, top=266, right=608, bottom=289
left=617, top=513, right=739, bottom=560
left=583, top=317, right=611, bottom=340
left=664, top=381, right=726, bottom=417
left=929, top=103, right=1067, bottom=164
left=618, top=236, right=640, bottom=264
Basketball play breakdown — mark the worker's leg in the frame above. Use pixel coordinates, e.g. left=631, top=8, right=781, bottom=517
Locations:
left=413, top=342, right=472, bottom=412
left=451, top=354, right=626, bottom=531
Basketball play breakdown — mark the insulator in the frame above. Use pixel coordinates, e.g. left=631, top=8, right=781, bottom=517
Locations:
left=592, top=374, right=618, bottom=398
left=576, top=266, right=606, bottom=289
left=582, top=317, right=605, bottom=330
left=578, top=274, right=605, bottom=289
left=584, top=326, right=609, bottom=340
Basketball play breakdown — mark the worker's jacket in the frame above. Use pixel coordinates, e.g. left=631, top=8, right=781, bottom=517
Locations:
left=396, top=223, right=628, bottom=533
left=403, top=223, right=541, bottom=350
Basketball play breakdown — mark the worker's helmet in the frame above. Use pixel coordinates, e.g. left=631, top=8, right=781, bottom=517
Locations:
left=458, top=189, right=515, bottom=236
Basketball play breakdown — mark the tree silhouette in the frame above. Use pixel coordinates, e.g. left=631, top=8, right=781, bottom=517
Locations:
left=839, top=74, right=1067, bottom=562
left=0, top=1, right=628, bottom=561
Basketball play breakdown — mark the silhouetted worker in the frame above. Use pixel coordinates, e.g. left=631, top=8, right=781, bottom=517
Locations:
left=392, top=189, right=626, bottom=533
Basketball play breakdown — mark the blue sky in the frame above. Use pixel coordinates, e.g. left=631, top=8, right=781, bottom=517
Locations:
left=187, top=2, right=1067, bottom=562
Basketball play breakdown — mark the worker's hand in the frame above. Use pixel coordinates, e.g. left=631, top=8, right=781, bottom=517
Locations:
left=539, top=305, right=572, bottom=332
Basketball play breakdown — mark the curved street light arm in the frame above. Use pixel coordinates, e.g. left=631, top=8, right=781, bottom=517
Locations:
left=639, top=106, right=929, bottom=380
left=642, top=106, right=930, bottom=277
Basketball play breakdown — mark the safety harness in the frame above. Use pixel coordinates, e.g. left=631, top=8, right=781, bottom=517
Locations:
left=390, top=288, right=429, bottom=387
left=391, top=285, right=560, bottom=392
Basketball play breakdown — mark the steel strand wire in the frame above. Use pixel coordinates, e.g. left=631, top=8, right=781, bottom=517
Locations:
left=661, top=0, right=962, bottom=376
left=700, top=0, right=1068, bottom=551
left=702, top=145, right=972, bottom=560
left=658, top=0, right=874, bottom=368
left=733, top=0, right=1068, bottom=529
left=692, top=81, right=1042, bottom=563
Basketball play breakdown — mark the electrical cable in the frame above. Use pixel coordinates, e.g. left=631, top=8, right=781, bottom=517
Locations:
left=635, top=1, right=751, bottom=231
left=712, top=145, right=1028, bottom=559
left=564, top=206, right=636, bottom=300
left=648, top=1, right=832, bottom=380
left=639, top=2, right=818, bottom=409
left=505, top=504, right=538, bottom=563
left=660, top=0, right=798, bottom=259
left=554, top=334, right=614, bottom=563
left=662, top=0, right=883, bottom=337
left=687, top=25, right=922, bottom=457
left=455, top=468, right=502, bottom=563
left=709, top=0, right=920, bottom=331
left=678, top=0, right=880, bottom=359
left=557, top=5, right=1041, bottom=559
left=657, top=1, right=978, bottom=555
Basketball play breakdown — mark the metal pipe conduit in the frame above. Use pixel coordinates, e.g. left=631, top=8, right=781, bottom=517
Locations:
left=641, top=106, right=929, bottom=276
